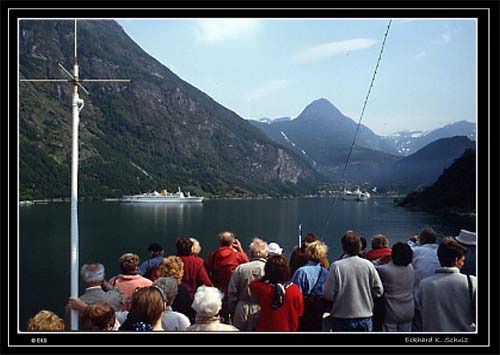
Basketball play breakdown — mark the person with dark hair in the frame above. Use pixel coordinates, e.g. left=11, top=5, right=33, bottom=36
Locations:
left=454, top=229, right=476, bottom=276
left=227, top=238, right=268, bottom=331
left=176, top=237, right=213, bottom=302
left=407, top=227, right=441, bottom=331
left=249, top=255, right=304, bottom=331
left=80, top=300, right=116, bottom=331
left=339, top=235, right=368, bottom=260
left=119, top=286, right=167, bottom=331
left=290, top=232, right=329, bottom=275
left=360, top=236, right=368, bottom=254
left=375, top=242, right=415, bottom=332
left=291, top=240, right=330, bottom=331
left=176, top=237, right=194, bottom=257
left=364, top=234, right=392, bottom=265
left=322, top=231, right=383, bottom=332
left=137, top=242, right=164, bottom=280
left=109, top=253, right=153, bottom=311
left=419, top=238, right=476, bottom=332
left=206, top=231, right=249, bottom=321
left=64, top=263, right=125, bottom=330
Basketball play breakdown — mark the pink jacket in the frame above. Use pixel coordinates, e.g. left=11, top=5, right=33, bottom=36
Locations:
left=109, top=274, right=152, bottom=311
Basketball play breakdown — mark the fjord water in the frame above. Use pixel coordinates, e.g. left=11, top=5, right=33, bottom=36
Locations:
left=18, top=197, right=474, bottom=330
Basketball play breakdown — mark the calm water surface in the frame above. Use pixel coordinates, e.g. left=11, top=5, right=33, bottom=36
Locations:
left=18, top=197, right=475, bottom=330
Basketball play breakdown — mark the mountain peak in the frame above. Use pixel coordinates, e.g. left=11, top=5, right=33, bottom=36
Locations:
left=297, top=98, right=343, bottom=121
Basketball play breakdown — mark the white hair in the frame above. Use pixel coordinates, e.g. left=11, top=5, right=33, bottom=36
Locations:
left=191, top=286, right=223, bottom=318
left=249, top=238, right=268, bottom=258
left=80, top=263, right=105, bottom=283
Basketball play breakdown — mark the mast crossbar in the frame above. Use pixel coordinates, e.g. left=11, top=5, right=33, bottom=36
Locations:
left=19, top=18, right=130, bottom=331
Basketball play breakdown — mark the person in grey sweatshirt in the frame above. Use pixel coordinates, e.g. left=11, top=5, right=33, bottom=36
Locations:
left=419, top=238, right=476, bottom=332
left=322, top=231, right=384, bottom=332
left=376, top=242, right=415, bottom=332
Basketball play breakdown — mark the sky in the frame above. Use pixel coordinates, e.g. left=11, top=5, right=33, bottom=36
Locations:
left=116, top=18, right=477, bottom=136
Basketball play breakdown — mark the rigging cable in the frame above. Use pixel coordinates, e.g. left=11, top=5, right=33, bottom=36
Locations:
left=322, top=19, right=392, bottom=236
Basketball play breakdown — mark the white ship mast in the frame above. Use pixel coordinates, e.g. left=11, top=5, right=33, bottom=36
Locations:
left=20, top=19, right=130, bottom=330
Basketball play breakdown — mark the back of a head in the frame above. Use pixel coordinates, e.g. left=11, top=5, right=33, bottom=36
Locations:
left=176, top=237, right=194, bottom=256
left=267, top=242, right=283, bottom=256
left=219, top=231, right=235, bottom=247
left=302, top=233, right=318, bottom=251
left=119, top=253, right=140, bottom=275
left=419, top=227, right=437, bottom=245
left=128, top=286, right=166, bottom=325
left=80, top=300, right=116, bottom=331
left=80, top=263, right=105, bottom=284
left=305, top=240, right=328, bottom=263
left=191, top=285, right=223, bottom=319
left=371, top=234, right=389, bottom=249
left=391, top=242, right=413, bottom=266
left=264, top=254, right=290, bottom=284
left=249, top=238, right=268, bottom=259
left=360, top=237, right=368, bottom=252
left=147, top=242, right=164, bottom=256
left=190, top=238, right=201, bottom=255
left=27, top=310, right=64, bottom=331
left=437, top=237, right=468, bottom=267
left=158, top=256, right=184, bottom=285
left=341, top=230, right=361, bottom=256
left=154, top=277, right=179, bottom=306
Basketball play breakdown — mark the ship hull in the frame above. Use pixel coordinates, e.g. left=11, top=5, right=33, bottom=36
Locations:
left=120, top=196, right=203, bottom=203
left=342, top=192, right=370, bottom=201
left=342, top=195, right=360, bottom=200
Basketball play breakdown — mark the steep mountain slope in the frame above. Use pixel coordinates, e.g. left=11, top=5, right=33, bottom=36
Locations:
left=249, top=98, right=476, bottom=188
left=250, top=98, right=400, bottom=182
left=19, top=20, right=317, bottom=199
left=381, top=136, right=476, bottom=189
left=396, top=148, right=476, bottom=214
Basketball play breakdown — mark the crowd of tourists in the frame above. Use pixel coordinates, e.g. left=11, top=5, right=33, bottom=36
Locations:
left=26, top=227, right=477, bottom=333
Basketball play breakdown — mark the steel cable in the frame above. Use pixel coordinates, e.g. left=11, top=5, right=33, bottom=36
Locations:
left=321, top=19, right=392, bottom=236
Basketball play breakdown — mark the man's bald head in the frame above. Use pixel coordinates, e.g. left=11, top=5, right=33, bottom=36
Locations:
left=219, top=231, right=235, bottom=246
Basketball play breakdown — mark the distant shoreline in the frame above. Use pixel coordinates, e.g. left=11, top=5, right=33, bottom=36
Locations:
left=20, top=194, right=402, bottom=205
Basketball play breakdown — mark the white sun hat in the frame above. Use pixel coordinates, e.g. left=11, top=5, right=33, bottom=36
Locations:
left=268, top=242, right=283, bottom=255
left=455, top=229, right=476, bottom=246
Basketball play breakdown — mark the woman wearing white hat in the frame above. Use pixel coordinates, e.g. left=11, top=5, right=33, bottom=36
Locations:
left=267, top=242, right=283, bottom=256
left=455, top=229, right=476, bottom=276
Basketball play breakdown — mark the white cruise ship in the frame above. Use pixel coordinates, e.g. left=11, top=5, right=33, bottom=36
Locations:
left=121, top=187, right=203, bottom=203
left=342, top=188, right=371, bottom=201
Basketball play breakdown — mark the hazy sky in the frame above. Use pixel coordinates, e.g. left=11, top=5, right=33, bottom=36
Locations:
left=116, top=18, right=477, bottom=136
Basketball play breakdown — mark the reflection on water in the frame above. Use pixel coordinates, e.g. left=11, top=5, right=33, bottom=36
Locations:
left=18, top=197, right=475, bottom=330
left=120, top=202, right=203, bottom=228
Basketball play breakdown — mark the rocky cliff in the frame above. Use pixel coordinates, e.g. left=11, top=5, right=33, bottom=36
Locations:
left=19, top=20, right=317, bottom=199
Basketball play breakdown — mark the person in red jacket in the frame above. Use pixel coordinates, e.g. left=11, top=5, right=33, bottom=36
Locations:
left=176, top=237, right=213, bottom=301
left=249, top=254, right=304, bottom=331
left=364, top=234, right=392, bottom=265
left=206, top=231, right=249, bottom=321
